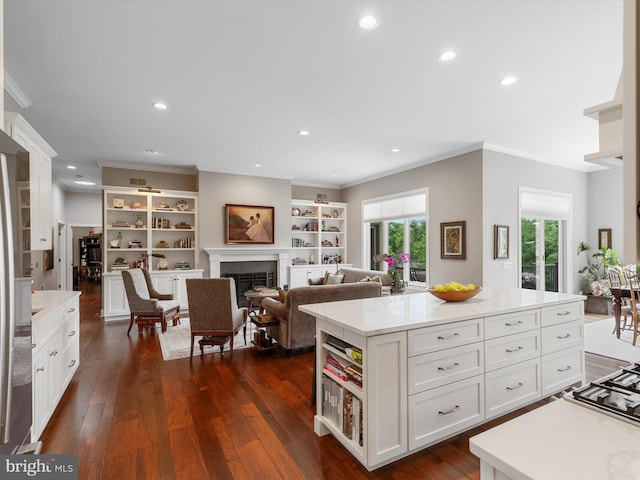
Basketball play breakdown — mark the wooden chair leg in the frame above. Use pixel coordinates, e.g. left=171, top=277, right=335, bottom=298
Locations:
left=190, top=335, right=195, bottom=359
left=127, top=313, right=135, bottom=334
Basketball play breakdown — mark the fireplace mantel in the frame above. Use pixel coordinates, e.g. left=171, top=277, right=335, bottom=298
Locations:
left=204, top=247, right=290, bottom=285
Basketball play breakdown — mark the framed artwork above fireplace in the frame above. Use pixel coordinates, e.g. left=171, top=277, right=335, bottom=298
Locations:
left=225, top=204, right=275, bottom=244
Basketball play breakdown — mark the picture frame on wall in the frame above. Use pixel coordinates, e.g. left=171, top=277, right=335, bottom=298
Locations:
left=225, top=204, right=275, bottom=244
left=598, top=228, right=611, bottom=250
left=441, top=221, right=466, bottom=259
left=494, top=225, right=509, bottom=259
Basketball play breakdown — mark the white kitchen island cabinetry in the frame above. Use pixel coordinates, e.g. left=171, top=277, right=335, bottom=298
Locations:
left=301, top=288, right=585, bottom=471
left=31, top=291, right=81, bottom=441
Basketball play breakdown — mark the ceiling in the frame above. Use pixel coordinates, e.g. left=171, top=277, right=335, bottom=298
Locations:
left=3, top=0, right=623, bottom=193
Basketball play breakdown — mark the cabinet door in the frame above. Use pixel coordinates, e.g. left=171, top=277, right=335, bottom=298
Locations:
left=175, top=271, right=202, bottom=309
left=152, top=272, right=176, bottom=297
left=103, top=274, right=129, bottom=318
left=46, top=336, right=61, bottom=414
left=366, top=331, right=407, bottom=467
left=34, top=151, right=52, bottom=250
left=32, top=347, right=49, bottom=440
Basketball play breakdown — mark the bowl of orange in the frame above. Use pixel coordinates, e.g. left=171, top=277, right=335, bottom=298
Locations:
left=427, top=282, right=482, bottom=302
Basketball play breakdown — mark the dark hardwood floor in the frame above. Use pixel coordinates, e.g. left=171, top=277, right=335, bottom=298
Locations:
left=41, top=281, right=623, bottom=479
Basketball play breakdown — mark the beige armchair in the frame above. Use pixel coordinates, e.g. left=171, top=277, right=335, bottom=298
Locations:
left=185, top=277, right=248, bottom=358
left=122, top=268, right=180, bottom=334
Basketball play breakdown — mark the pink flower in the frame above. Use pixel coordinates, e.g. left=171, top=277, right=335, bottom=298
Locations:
left=385, top=256, right=395, bottom=268
left=399, top=253, right=410, bottom=264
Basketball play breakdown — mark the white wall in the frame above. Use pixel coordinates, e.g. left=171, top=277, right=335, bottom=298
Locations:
left=482, top=150, right=589, bottom=293
left=64, top=190, right=102, bottom=226
left=587, top=167, right=624, bottom=259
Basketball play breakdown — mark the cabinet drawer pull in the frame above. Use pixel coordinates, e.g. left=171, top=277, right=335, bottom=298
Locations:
left=557, top=365, right=572, bottom=372
left=437, top=362, right=460, bottom=371
left=50, top=350, right=58, bottom=356
left=437, top=333, right=460, bottom=340
left=556, top=311, right=572, bottom=316
left=68, top=330, right=77, bottom=337
left=36, top=367, right=45, bottom=373
left=506, top=382, right=524, bottom=391
left=505, top=346, right=523, bottom=353
left=67, top=307, right=76, bottom=313
left=505, top=320, right=523, bottom=327
left=438, top=405, right=460, bottom=416
left=556, top=333, right=571, bottom=339
left=68, top=360, right=77, bottom=368
left=31, top=343, right=36, bottom=349
left=40, top=237, right=46, bottom=242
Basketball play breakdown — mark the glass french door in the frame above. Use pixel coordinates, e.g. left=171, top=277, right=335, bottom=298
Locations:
left=521, top=218, right=560, bottom=292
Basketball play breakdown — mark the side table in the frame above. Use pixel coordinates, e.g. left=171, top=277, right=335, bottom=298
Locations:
left=251, top=313, right=280, bottom=353
left=245, top=289, right=281, bottom=316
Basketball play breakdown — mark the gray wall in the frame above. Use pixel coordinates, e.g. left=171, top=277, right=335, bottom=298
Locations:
left=342, top=150, right=484, bottom=287
left=587, top=166, right=624, bottom=258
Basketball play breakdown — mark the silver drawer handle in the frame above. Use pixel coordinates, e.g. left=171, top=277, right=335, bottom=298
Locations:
left=36, top=366, right=45, bottom=373
left=437, top=333, right=460, bottom=340
left=557, top=365, right=572, bottom=372
left=67, top=307, right=76, bottom=313
left=437, top=362, right=460, bottom=371
left=505, top=320, right=523, bottom=327
left=438, top=405, right=460, bottom=416
left=31, top=343, right=36, bottom=349
left=556, top=333, right=571, bottom=339
left=506, top=382, right=524, bottom=391
left=506, top=346, right=523, bottom=353
left=556, top=311, right=572, bottom=316
left=68, top=360, right=77, bottom=368
left=40, top=237, right=46, bottom=242
left=68, top=330, right=77, bottom=337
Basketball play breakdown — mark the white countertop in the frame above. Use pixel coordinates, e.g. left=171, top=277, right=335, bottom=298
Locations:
left=299, top=288, right=585, bottom=336
left=469, top=398, right=640, bottom=480
left=31, top=290, right=81, bottom=325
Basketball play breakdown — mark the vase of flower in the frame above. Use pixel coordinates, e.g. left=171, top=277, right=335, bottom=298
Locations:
left=384, top=252, right=410, bottom=294
left=391, top=280, right=407, bottom=294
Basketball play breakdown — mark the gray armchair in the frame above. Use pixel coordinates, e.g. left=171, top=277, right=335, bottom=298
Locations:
left=185, top=277, right=248, bottom=358
left=122, top=268, right=180, bottom=334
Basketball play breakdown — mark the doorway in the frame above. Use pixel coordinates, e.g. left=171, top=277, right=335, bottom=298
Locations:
left=521, top=218, right=560, bottom=292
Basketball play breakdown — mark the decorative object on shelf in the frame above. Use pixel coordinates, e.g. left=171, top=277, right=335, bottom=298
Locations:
left=292, top=207, right=301, bottom=216
left=291, top=257, right=308, bottom=265
left=598, top=228, right=612, bottom=250
left=111, top=257, right=129, bottom=270
left=176, top=199, right=189, bottom=211
left=175, top=261, right=191, bottom=270
left=332, top=209, right=339, bottom=218
left=175, top=222, right=191, bottom=229
left=156, top=201, right=171, bottom=210
left=426, top=284, right=482, bottom=302
left=128, top=240, right=143, bottom=248
left=440, top=221, right=466, bottom=259
left=314, top=193, right=328, bottom=204
left=113, top=198, right=124, bottom=208
left=135, top=214, right=144, bottom=228
left=225, top=204, right=274, bottom=244
left=109, top=232, right=122, bottom=248
left=111, top=220, right=129, bottom=228
left=157, top=257, right=168, bottom=270
left=493, top=225, right=509, bottom=259
left=130, top=201, right=142, bottom=209
left=156, top=240, right=169, bottom=248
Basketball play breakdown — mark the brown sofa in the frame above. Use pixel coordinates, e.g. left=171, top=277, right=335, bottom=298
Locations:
left=262, top=281, right=382, bottom=355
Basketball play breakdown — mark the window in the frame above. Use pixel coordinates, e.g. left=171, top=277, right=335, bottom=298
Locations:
left=363, top=190, right=428, bottom=284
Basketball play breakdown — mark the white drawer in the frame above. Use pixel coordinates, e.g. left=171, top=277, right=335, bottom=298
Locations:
left=33, top=310, right=60, bottom=349
left=408, top=342, right=484, bottom=394
left=485, top=310, right=539, bottom=339
left=541, top=346, right=584, bottom=396
left=485, top=330, right=540, bottom=372
left=541, top=319, right=583, bottom=355
left=408, top=318, right=483, bottom=356
left=485, top=358, right=541, bottom=419
left=540, top=302, right=583, bottom=327
left=408, top=374, right=484, bottom=450
left=60, top=313, right=79, bottom=352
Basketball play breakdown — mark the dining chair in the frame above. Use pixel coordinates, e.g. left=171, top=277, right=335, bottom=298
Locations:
left=185, top=277, right=248, bottom=358
left=622, top=268, right=640, bottom=346
left=608, top=267, right=633, bottom=332
left=122, top=268, right=181, bottom=334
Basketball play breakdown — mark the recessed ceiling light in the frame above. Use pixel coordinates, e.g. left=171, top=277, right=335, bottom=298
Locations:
left=152, top=102, right=167, bottom=110
left=298, top=130, right=310, bottom=136
left=391, top=148, right=400, bottom=153
left=500, top=76, right=518, bottom=86
left=74, top=180, right=96, bottom=186
left=67, top=165, right=76, bottom=170
left=254, top=163, right=262, bottom=167
left=357, top=15, right=378, bottom=30
left=438, top=51, right=456, bottom=62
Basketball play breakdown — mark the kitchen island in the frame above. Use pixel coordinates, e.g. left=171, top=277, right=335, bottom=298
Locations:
left=300, top=288, right=586, bottom=470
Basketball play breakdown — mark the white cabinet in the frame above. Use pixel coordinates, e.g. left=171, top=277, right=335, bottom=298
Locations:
left=102, top=269, right=203, bottom=319
left=103, top=187, right=198, bottom=273
left=31, top=294, right=80, bottom=441
left=288, top=264, right=353, bottom=288
left=290, top=200, right=347, bottom=268
left=4, top=112, right=56, bottom=251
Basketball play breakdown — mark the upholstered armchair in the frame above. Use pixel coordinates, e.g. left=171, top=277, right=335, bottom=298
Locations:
left=122, top=268, right=180, bottom=334
left=185, top=277, right=248, bottom=358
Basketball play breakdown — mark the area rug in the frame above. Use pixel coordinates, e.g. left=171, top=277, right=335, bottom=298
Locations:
left=158, top=318, right=255, bottom=361
left=584, top=317, right=640, bottom=363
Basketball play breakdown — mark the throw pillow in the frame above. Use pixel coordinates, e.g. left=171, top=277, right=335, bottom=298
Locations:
left=324, top=273, right=345, bottom=285
left=358, top=275, right=382, bottom=284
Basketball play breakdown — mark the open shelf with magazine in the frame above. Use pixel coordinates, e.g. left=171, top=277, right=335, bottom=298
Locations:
left=318, top=331, right=365, bottom=460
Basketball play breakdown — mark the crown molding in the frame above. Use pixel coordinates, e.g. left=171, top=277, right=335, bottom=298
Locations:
left=4, top=72, right=31, bottom=109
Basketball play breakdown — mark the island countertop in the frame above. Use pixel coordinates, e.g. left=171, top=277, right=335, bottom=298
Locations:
left=300, top=287, right=585, bottom=336
left=31, top=290, right=81, bottom=326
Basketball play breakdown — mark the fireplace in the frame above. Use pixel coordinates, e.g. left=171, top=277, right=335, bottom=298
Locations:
left=220, top=260, right=277, bottom=308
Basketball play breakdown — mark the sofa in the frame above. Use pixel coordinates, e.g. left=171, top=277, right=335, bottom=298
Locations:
left=308, top=266, right=393, bottom=287
left=261, top=281, right=382, bottom=355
